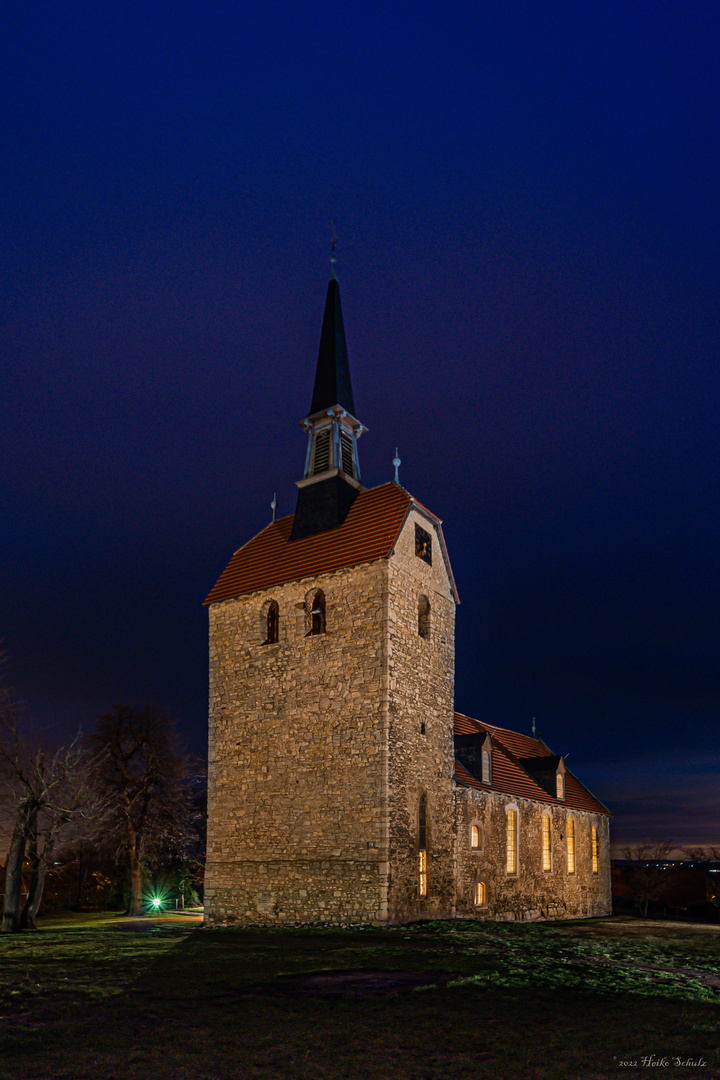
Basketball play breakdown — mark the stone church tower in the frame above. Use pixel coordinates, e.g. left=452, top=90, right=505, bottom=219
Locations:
left=204, top=268, right=460, bottom=924
left=203, top=265, right=611, bottom=926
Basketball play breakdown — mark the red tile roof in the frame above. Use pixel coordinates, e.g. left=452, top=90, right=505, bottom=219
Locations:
left=454, top=712, right=610, bottom=816
left=205, top=483, right=443, bottom=605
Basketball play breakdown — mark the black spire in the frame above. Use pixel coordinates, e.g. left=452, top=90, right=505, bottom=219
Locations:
left=290, top=267, right=366, bottom=542
left=308, top=278, right=356, bottom=417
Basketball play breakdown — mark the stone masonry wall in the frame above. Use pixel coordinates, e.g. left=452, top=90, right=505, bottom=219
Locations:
left=205, top=560, right=390, bottom=925
left=454, top=785, right=612, bottom=921
left=385, top=510, right=457, bottom=922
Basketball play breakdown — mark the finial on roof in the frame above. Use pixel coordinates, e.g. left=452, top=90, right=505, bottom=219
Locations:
left=330, top=219, right=338, bottom=280
left=393, top=448, right=401, bottom=484
left=271, top=492, right=277, bottom=523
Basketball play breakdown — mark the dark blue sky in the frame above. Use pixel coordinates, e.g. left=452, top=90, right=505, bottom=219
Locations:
left=3, top=1, right=719, bottom=852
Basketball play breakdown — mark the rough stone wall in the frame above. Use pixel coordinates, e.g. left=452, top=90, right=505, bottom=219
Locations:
left=385, top=511, right=457, bottom=922
left=205, top=560, right=390, bottom=925
left=454, top=785, right=612, bottom=920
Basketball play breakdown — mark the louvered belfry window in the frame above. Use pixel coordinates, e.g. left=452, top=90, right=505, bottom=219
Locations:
left=339, top=429, right=355, bottom=477
left=313, top=430, right=331, bottom=474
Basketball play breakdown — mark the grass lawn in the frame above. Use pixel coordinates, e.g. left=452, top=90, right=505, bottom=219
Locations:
left=0, top=914, right=719, bottom=1079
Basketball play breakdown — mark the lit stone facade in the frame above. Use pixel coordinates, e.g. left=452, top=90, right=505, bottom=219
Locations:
left=205, top=508, right=458, bottom=924
left=454, top=790, right=611, bottom=922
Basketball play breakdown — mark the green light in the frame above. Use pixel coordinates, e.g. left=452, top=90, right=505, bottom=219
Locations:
left=151, top=897, right=162, bottom=909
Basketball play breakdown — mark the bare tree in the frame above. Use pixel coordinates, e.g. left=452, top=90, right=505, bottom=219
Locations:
left=88, top=704, right=196, bottom=916
left=621, top=838, right=677, bottom=918
left=1, top=715, right=107, bottom=932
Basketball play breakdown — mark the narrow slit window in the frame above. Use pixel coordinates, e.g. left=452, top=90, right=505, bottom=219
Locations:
left=591, top=825, right=599, bottom=874
left=542, top=815, right=551, bottom=872
left=471, top=824, right=480, bottom=849
left=556, top=772, right=565, bottom=799
left=506, top=809, right=517, bottom=874
left=418, top=595, right=430, bottom=638
left=567, top=817, right=575, bottom=874
left=418, top=794, right=428, bottom=897
left=482, top=750, right=490, bottom=784
left=474, top=881, right=486, bottom=906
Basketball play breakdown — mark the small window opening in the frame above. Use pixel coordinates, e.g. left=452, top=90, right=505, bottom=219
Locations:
left=556, top=772, right=565, bottom=799
left=265, top=601, right=279, bottom=645
left=506, top=808, right=517, bottom=874
left=481, top=749, right=491, bottom=784
left=420, top=722, right=426, bottom=735
left=418, top=595, right=430, bottom=639
left=591, top=825, right=599, bottom=874
left=312, top=430, right=331, bottom=474
left=474, top=881, right=486, bottom=906
left=542, top=814, right=551, bottom=872
left=471, top=824, right=480, bottom=849
left=567, top=816, right=575, bottom=874
left=309, top=590, right=326, bottom=636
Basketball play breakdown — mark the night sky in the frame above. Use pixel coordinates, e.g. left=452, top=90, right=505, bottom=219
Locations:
left=3, top=2, right=719, bottom=854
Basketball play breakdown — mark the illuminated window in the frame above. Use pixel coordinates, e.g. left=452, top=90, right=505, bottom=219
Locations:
left=471, top=824, right=480, bottom=849
left=418, top=850, right=427, bottom=896
left=418, top=595, right=430, bottom=638
left=567, top=816, right=575, bottom=874
left=419, top=795, right=428, bottom=897
left=506, top=808, right=517, bottom=874
left=542, top=814, right=551, bottom=872
left=556, top=773, right=564, bottom=800
left=591, top=825, right=598, bottom=874
left=474, top=881, right=486, bottom=906
left=482, top=750, right=491, bottom=784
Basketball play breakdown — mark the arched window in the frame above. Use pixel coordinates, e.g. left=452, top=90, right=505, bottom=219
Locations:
left=266, top=601, right=279, bottom=644
left=470, top=824, right=481, bottom=849
left=418, top=595, right=430, bottom=639
left=474, top=881, right=487, bottom=906
left=260, top=599, right=280, bottom=645
left=506, top=808, right=518, bottom=874
left=418, top=794, right=428, bottom=897
left=591, top=825, right=599, bottom=874
left=567, top=816, right=575, bottom=874
left=556, top=772, right=565, bottom=800
left=482, top=750, right=491, bottom=784
left=542, top=814, right=552, bottom=872
left=305, top=589, right=326, bottom=636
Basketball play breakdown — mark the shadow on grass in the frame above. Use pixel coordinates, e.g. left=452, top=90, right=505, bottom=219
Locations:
left=4, top=919, right=720, bottom=1080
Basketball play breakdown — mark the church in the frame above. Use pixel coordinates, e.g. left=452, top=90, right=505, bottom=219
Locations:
left=203, top=264, right=611, bottom=925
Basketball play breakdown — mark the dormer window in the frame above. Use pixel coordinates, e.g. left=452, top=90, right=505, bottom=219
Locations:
left=556, top=772, right=564, bottom=800
left=482, top=749, right=491, bottom=784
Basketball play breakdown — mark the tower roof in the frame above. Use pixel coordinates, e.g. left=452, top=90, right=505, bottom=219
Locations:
left=204, top=482, right=458, bottom=605
left=308, top=277, right=356, bottom=416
